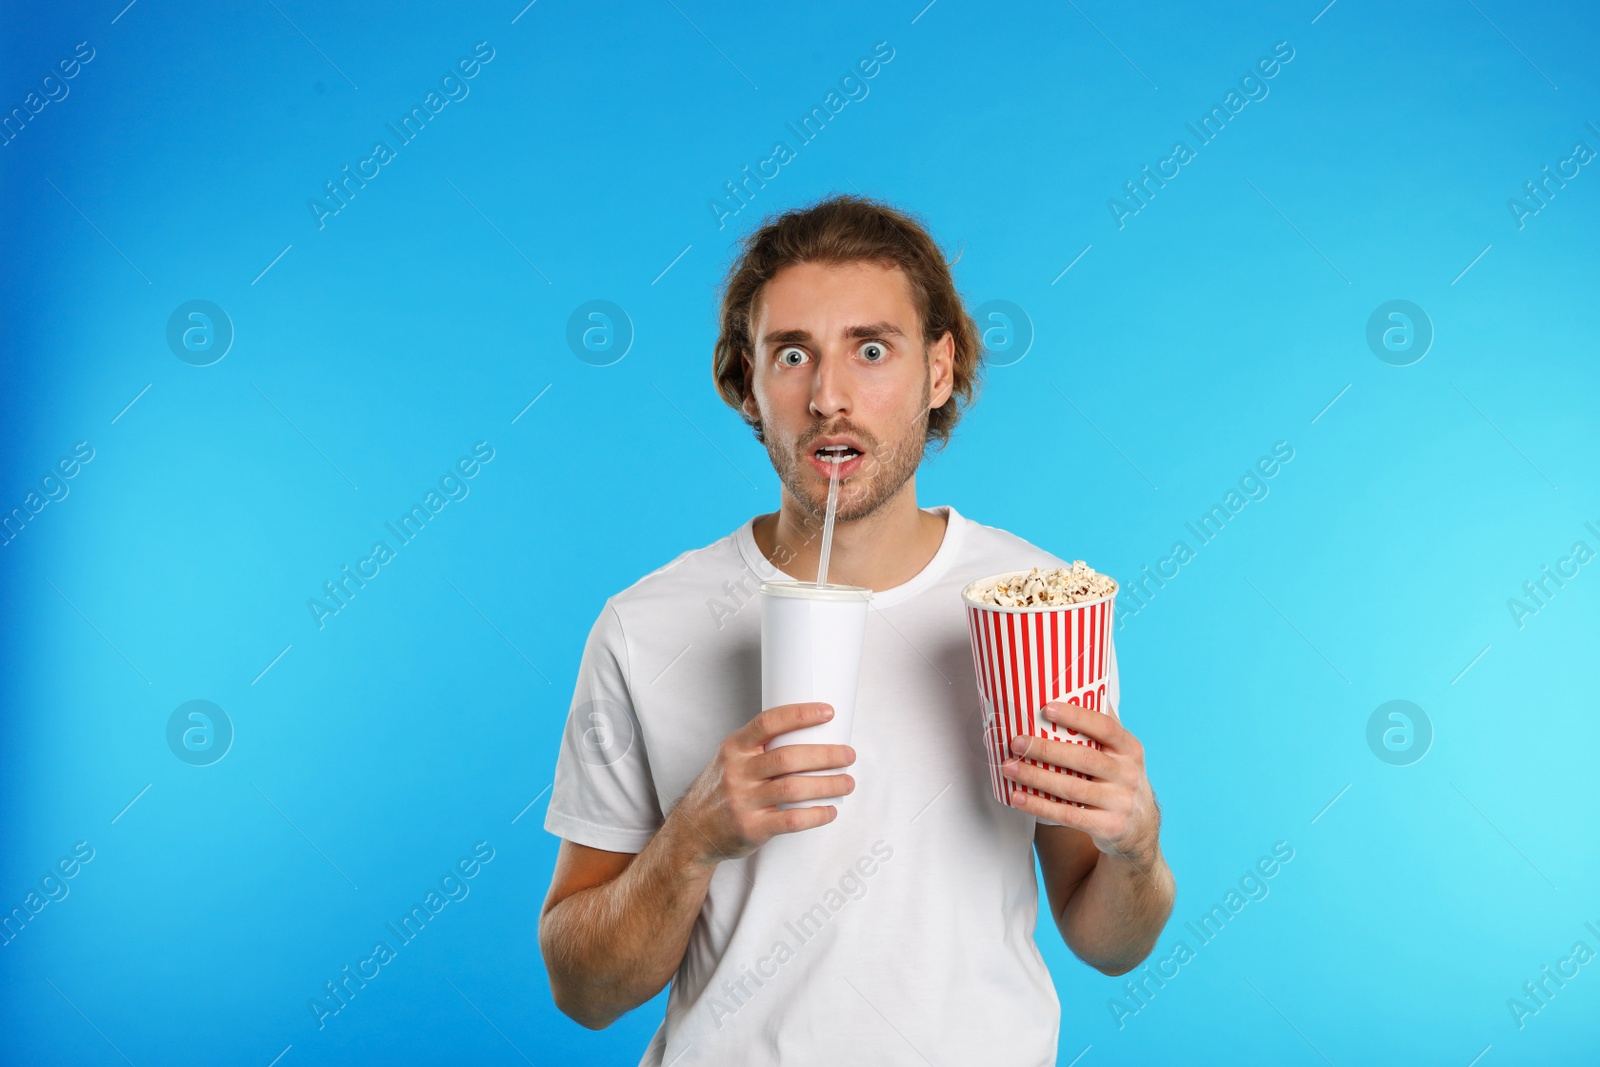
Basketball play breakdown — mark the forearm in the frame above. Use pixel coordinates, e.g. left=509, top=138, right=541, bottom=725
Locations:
left=1057, top=846, right=1175, bottom=975
left=541, top=813, right=717, bottom=1028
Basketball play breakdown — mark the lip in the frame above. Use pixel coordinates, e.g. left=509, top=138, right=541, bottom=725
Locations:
left=811, top=434, right=867, bottom=453
left=807, top=450, right=866, bottom=480
left=806, top=435, right=868, bottom=480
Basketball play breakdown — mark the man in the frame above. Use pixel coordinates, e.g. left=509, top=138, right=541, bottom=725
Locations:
left=540, top=195, right=1175, bottom=1065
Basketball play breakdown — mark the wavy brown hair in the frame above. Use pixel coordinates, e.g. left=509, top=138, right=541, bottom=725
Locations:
left=711, top=194, right=983, bottom=453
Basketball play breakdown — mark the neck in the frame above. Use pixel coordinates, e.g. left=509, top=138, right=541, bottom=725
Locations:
left=752, top=477, right=947, bottom=592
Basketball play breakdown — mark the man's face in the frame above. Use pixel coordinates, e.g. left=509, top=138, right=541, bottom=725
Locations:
left=742, top=259, right=954, bottom=522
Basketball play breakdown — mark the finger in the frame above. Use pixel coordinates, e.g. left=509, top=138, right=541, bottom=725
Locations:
left=739, top=702, right=834, bottom=747
left=754, top=772, right=855, bottom=808
left=1008, top=786, right=1106, bottom=831
left=1001, top=756, right=1109, bottom=808
left=762, top=801, right=839, bottom=836
left=1041, top=700, right=1122, bottom=747
left=748, top=743, right=856, bottom=781
left=1009, top=732, right=1111, bottom=779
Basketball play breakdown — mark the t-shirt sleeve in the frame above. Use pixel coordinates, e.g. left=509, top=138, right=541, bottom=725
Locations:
left=542, top=598, right=664, bottom=853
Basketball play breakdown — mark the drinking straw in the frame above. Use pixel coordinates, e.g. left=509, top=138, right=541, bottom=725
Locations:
left=815, top=457, right=842, bottom=586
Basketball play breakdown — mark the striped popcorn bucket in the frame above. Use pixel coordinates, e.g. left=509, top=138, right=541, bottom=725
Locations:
left=961, top=571, right=1117, bottom=813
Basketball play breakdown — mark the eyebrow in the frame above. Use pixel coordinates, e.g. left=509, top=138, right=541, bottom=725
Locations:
left=760, top=321, right=906, bottom=348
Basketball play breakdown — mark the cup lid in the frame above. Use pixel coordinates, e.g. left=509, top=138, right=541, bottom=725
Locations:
left=760, top=580, right=874, bottom=602
left=960, top=568, right=1118, bottom=612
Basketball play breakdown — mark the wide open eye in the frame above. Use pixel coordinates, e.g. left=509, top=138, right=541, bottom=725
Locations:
left=777, top=346, right=808, bottom=367
left=859, top=341, right=887, bottom=362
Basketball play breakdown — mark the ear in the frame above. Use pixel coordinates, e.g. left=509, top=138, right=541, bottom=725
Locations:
left=739, top=353, right=759, bottom=421
left=928, top=330, right=955, bottom=410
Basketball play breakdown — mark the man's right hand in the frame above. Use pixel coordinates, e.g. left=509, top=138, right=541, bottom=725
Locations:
left=670, top=701, right=856, bottom=866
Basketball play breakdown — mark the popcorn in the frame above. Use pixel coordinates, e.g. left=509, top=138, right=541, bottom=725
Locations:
left=971, top=563, right=1116, bottom=608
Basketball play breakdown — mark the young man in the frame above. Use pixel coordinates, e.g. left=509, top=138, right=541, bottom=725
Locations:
left=541, top=195, right=1175, bottom=1065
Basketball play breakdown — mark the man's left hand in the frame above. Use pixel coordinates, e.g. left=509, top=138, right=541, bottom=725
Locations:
left=1000, top=700, right=1160, bottom=867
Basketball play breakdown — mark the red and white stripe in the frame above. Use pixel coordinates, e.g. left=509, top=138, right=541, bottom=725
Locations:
left=964, top=594, right=1114, bottom=808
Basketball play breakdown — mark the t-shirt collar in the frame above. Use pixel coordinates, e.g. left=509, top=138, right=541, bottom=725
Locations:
left=734, top=504, right=967, bottom=610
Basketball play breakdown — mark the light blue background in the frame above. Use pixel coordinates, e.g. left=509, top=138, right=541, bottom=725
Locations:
left=2, top=1, right=1597, bottom=1064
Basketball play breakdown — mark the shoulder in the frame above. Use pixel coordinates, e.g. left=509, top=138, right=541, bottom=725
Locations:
left=605, top=523, right=750, bottom=616
left=585, top=522, right=755, bottom=680
left=951, top=507, right=1073, bottom=572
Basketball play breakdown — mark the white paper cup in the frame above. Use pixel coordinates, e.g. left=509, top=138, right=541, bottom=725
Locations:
left=760, top=580, right=872, bottom=809
left=961, top=570, right=1117, bottom=814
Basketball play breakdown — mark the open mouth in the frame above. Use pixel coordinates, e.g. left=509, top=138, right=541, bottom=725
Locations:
left=813, top=444, right=863, bottom=465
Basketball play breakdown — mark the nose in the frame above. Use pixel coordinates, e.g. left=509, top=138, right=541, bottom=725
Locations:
left=809, top=346, right=850, bottom=420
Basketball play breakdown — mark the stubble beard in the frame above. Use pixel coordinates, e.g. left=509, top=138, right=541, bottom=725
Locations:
left=764, top=369, right=931, bottom=525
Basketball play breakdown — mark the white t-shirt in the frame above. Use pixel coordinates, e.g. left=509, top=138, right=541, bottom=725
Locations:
left=544, top=504, right=1120, bottom=1067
